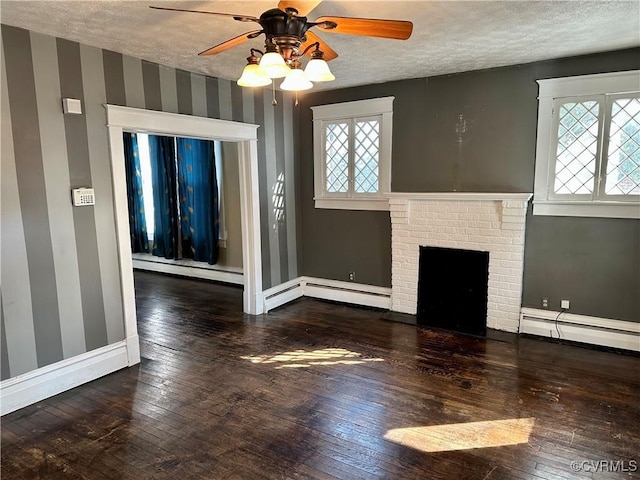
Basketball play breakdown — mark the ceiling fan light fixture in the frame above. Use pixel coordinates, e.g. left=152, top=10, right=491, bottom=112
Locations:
left=237, top=50, right=272, bottom=87
left=259, top=51, right=291, bottom=78
left=152, top=3, right=414, bottom=102
left=304, top=57, right=335, bottom=82
left=237, top=64, right=272, bottom=87
left=281, top=63, right=313, bottom=91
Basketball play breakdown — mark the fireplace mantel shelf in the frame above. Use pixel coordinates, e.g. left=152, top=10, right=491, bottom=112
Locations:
left=387, top=192, right=532, bottom=202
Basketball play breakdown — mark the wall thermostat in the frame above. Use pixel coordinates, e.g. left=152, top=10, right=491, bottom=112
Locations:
left=72, top=188, right=95, bottom=206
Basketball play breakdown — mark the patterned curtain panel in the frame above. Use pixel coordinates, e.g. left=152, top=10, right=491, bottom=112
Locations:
left=148, top=135, right=179, bottom=259
left=177, top=138, right=220, bottom=265
left=123, top=132, right=149, bottom=253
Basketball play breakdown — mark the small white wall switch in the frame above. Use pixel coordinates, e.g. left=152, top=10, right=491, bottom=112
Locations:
left=561, top=300, right=570, bottom=310
left=72, top=188, right=95, bottom=206
left=62, top=98, right=82, bottom=115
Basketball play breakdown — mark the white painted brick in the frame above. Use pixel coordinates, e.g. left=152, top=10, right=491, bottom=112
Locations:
left=489, top=281, right=512, bottom=291
left=498, top=274, right=521, bottom=284
left=398, top=274, right=418, bottom=284
left=392, top=292, right=411, bottom=301
left=390, top=211, right=409, bottom=218
left=502, top=223, right=525, bottom=232
left=504, top=201, right=528, bottom=209
left=393, top=289, right=414, bottom=299
left=502, top=212, right=525, bottom=222
left=388, top=205, right=406, bottom=212
left=391, top=218, right=409, bottom=225
left=508, top=283, right=523, bottom=293
left=473, top=221, right=493, bottom=230
left=488, top=266, right=510, bottom=276
left=498, top=259, right=522, bottom=269
left=447, top=205, right=469, bottom=213
left=389, top=196, right=527, bottom=329
left=423, top=204, right=443, bottom=213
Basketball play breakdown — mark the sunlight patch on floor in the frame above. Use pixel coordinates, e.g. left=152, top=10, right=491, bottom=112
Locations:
left=384, top=418, right=536, bottom=452
left=240, top=348, right=385, bottom=369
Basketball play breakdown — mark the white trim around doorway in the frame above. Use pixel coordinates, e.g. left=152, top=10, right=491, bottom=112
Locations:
left=104, top=105, right=264, bottom=367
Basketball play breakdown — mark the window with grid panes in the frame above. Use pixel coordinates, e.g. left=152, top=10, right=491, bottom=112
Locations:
left=534, top=71, right=640, bottom=219
left=312, top=97, right=393, bottom=210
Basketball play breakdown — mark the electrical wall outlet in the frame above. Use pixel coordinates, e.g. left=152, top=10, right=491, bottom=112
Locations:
left=561, top=299, right=570, bottom=310
left=348, top=271, right=355, bottom=282
left=541, top=297, right=549, bottom=308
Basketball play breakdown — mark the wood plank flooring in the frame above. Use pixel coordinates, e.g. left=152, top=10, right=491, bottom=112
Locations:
left=2, top=271, right=639, bottom=479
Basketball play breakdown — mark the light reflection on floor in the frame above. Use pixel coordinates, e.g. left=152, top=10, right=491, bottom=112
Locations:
left=241, top=347, right=385, bottom=369
left=384, top=418, right=536, bottom=452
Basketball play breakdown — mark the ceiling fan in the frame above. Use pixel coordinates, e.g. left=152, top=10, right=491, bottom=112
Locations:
left=150, top=1, right=413, bottom=94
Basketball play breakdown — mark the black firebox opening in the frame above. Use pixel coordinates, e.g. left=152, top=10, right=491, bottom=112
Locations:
left=417, top=246, right=489, bottom=337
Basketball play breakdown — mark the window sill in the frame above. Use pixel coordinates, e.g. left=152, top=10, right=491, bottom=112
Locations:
left=533, top=200, right=640, bottom=219
left=314, top=197, right=390, bottom=211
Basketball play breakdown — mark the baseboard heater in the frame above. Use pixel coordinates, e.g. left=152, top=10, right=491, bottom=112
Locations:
left=520, top=308, right=639, bottom=352
left=262, top=276, right=392, bottom=313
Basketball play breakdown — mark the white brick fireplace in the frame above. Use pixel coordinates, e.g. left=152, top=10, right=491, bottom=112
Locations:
left=389, top=193, right=532, bottom=333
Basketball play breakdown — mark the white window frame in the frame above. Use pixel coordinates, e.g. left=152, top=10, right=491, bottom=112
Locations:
left=312, top=97, right=393, bottom=211
left=533, top=70, right=640, bottom=219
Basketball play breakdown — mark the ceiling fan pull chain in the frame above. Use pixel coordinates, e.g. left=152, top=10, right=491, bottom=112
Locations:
left=272, top=82, right=278, bottom=106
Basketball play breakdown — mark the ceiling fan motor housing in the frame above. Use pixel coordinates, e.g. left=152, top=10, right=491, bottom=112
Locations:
left=260, top=8, right=311, bottom=59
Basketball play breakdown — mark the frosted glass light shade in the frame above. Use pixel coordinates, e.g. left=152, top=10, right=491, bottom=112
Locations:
left=304, top=58, right=335, bottom=82
left=280, top=68, right=313, bottom=91
left=259, top=52, right=291, bottom=78
left=237, top=64, right=272, bottom=87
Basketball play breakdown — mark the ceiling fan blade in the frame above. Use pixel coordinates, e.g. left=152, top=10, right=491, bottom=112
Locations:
left=277, top=0, right=323, bottom=16
left=314, top=16, right=413, bottom=40
left=198, top=30, right=263, bottom=56
left=301, top=31, right=338, bottom=61
left=149, top=6, right=259, bottom=23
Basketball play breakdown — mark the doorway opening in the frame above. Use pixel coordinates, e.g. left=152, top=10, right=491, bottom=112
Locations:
left=127, top=132, right=244, bottom=284
left=105, top=105, right=263, bottom=367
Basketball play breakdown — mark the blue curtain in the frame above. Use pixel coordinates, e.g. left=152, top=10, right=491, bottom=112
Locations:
left=148, top=135, right=179, bottom=259
left=177, top=138, right=219, bottom=265
left=123, top=132, right=149, bottom=253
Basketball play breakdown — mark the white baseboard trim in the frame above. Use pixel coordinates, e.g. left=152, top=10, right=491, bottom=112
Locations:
left=520, top=308, right=640, bottom=352
left=1, top=341, right=130, bottom=416
left=132, top=258, right=244, bottom=285
left=263, top=276, right=392, bottom=313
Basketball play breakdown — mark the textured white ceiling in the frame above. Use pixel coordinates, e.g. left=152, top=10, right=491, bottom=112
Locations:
left=1, top=1, right=639, bottom=91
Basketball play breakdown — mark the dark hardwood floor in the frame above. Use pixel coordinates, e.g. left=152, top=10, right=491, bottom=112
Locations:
left=2, top=271, right=639, bottom=479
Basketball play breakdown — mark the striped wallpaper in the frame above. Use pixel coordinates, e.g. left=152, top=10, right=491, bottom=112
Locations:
left=0, top=24, right=298, bottom=381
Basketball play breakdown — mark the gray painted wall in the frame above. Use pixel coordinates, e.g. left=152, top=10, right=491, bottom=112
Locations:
left=296, top=48, right=640, bottom=323
left=1, top=25, right=297, bottom=381
left=218, top=144, right=243, bottom=268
